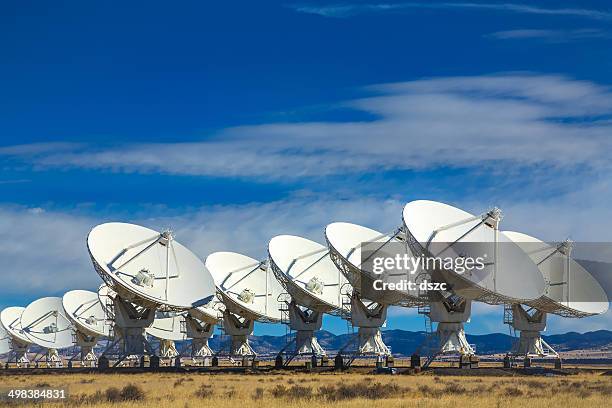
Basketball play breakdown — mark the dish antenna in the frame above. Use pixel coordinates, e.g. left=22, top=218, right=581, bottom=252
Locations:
left=146, top=312, right=186, bottom=359
left=206, top=251, right=283, bottom=359
left=0, top=323, right=10, bottom=356
left=87, top=222, right=216, bottom=366
left=62, top=290, right=112, bottom=366
left=20, top=297, right=75, bottom=367
left=402, top=200, right=546, bottom=367
left=268, top=234, right=350, bottom=365
left=0, top=307, right=31, bottom=366
left=325, top=222, right=422, bottom=363
left=503, top=231, right=609, bottom=363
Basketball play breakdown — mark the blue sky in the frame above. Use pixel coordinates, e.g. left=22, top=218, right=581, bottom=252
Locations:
left=1, top=1, right=611, bottom=336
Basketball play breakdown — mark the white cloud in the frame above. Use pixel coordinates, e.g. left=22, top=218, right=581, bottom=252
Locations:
left=289, top=3, right=612, bottom=20
left=486, top=28, right=610, bottom=42
left=2, top=74, right=612, bottom=182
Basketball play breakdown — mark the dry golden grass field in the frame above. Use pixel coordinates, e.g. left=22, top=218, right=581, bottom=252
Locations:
left=0, top=370, right=610, bottom=408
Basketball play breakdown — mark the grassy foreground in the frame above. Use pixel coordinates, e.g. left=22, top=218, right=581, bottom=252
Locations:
left=0, top=371, right=610, bottom=407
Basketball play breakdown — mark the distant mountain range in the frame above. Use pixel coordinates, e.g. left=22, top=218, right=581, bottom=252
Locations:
left=207, top=329, right=612, bottom=356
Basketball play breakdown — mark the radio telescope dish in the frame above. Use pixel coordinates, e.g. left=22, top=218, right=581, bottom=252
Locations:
left=146, top=313, right=186, bottom=341
left=206, top=251, right=283, bottom=358
left=21, top=297, right=74, bottom=350
left=207, top=251, right=283, bottom=322
left=268, top=234, right=350, bottom=360
left=402, top=200, right=546, bottom=304
left=87, top=222, right=216, bottom=310
left=504, top=231, right=609, bottom=318
left=0, top=307, right=30, bottom=345
left=63, top=290, right=112, bottom=338
left=325, top=222, right=421, bottom=306
left=269, top=235, right=348, bottom=313
left=0, top=322, right=11, bottom=355
left=0, top=307, right=31, bottom=365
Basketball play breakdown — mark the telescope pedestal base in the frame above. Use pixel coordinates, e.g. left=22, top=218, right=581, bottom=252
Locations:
left=357, top=327, right=390, bottom=356
left=159, top=339, right=179, bottom=358
left=222, top=311, right=256, bottom=357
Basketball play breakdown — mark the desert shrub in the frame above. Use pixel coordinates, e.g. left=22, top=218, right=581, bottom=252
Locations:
left=120, top=384, right=145, bottom=401
left=444, top=382, right=467, bottom=395
left=252, top=387, right=264, bottom=400
left=270, top=384, right=286, bottom=398
left=321, top=381, right=401, bottom=401
left=504, top=387, right=523, bottom=397
left=105, top=387, right=122, bottom=402
left=286, top=385, right=312, bottom=400
left=418, top=384, right=444, bottom=398
left=194, top=384, right=214, bottom=398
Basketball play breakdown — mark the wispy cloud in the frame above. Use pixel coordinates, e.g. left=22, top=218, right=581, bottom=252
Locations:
left=486, top=28, right=610, bottom=42
left=2, top=73, right=612, bottom=181
left=290, top=2, right=612, bottom=20
left=0, top=179, right=30, bottom=185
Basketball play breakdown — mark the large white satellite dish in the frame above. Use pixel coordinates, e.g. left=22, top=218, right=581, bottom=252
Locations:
left=402, top=200, right=546, bottom=304
left=505, top=231, right=609, bottom=317
left=207, top=251, right=283, bottom=322
left=87, top=222, right=216, bottom=365
left=63, top=290, right=112, bottom=365
left=268, top=234, right=350, bottom=361
left=0, top=307, right=30, bottom=365
left=325, top=222, right=421, bottom=306
left=269, top=235, right=347, bottom=313
left=502, top=231, right=609, bottom=360
left=21, top=297, right=74, bottom=350
left=88, top=222, right=216, bottom=310
left=21, top=297, right=74, bottom=366
left=206, top=251, right=284, bottom=357
left=325, top=222, right=423, bottom=360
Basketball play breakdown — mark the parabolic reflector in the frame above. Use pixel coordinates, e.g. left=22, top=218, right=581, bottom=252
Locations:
left=268, top=235, right=349, bottom=313
left=146, top=313, right=187, bottom=341
left=0, top=307, right=30, bottom=345
left=63, top=290, right=112, bottom=338
left=206, top=251, right=283, bottom=322
left=0, top=322, right=11, bottom=354
left=325, top=222, right=422, bottom=306
left=403, top=200, right=546, bottom=304
left=21, top=297, right=74, bottom=350
left=505, top=231, right=609, bottom=317
left=87, top=222, right=216, bottom=310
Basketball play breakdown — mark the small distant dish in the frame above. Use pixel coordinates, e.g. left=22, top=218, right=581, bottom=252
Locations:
left=87, top=222, right=216, bottom=311
left=505, top=231, right=609, bottom=317
left=146, top=312, right=187, bottom=341
left=63, top=290, right=112, bottom=338
left=20, top=297, right=74, bottom=350
left=1, top=307, right=31, bottom=345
